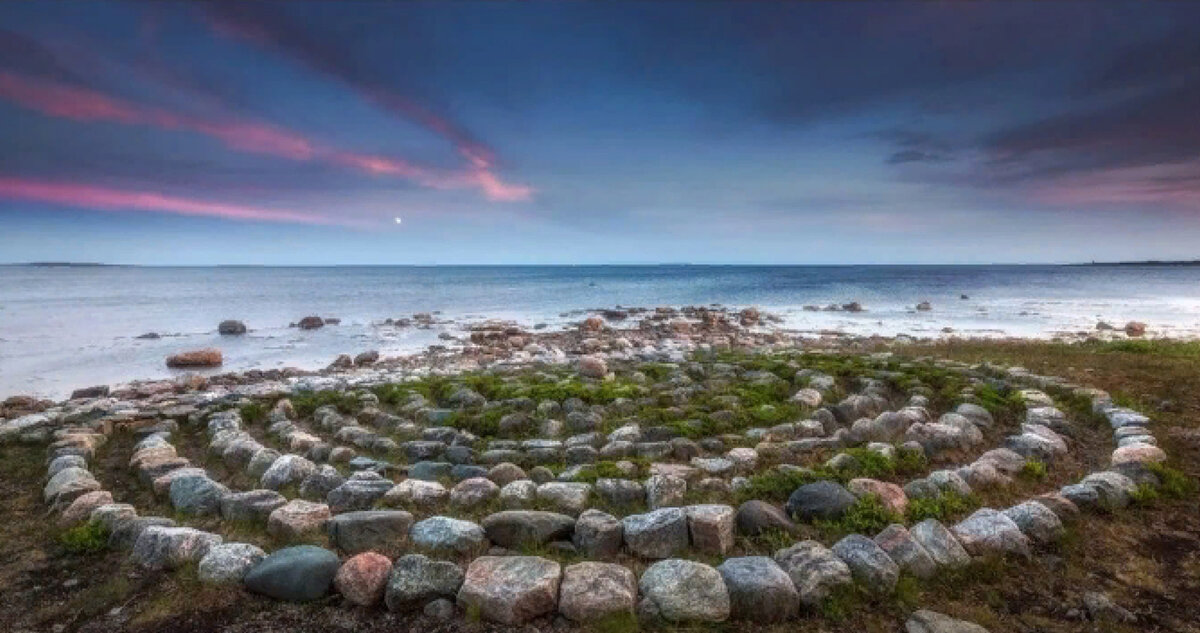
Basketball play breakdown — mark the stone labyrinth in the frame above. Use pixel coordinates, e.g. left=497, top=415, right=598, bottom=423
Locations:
left=23, top=350, right=1169, bottom=626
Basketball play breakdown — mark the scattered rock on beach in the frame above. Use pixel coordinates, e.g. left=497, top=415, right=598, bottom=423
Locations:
left=1123, top=321, right=1147, bottom=337
left=218, top=320, right=247, bottom=335
left=297, top=316, right=325, bottom=330
left=165, top=348, right=222, bottom=368
left=916, top=301, right=932, bottom=311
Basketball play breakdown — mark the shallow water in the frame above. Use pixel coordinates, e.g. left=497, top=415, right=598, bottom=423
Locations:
left=2, top=264, right=1199, bottom=399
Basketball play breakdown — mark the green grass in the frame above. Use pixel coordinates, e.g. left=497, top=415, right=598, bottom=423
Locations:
left=817, top=494, right=902, bottom=537
left=905, top=491, right=978, bottom=523
left=1147, top=462, right=1197, bottom=499
left=290, top=389, right=362, bottom=418
left=735, top=468, right=825, bottom=504
left=238, top=401, right=267, bottom=425
left=59, top=520, right=110, bottom=555
left=1084, top=339, right=1200, bottom=357
left=1018, top=459, right=1048, bottom=482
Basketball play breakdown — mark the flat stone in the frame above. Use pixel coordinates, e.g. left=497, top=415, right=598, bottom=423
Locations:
left=109, top=516, right=175, bottom=550
left=906, top=609, right=991, bottom=633
left=1031, top=493, right=1079, bottom=520
left=385, top=553, right=465, bottom=612
left=89, top=503, right=137, bottom=531
left=1002, top=501, right=1064, bottom=544
left=43, top=467, right=100, bottom=505
left=773, top=540, right=852, bottom=605
left=786, top=480, right=856, bottom=521
left=410, top=516, right=487, bottom=555
left=384, top=479, right=448, bottom=508
left=684, top=504, right=735, bottom=555
left=909, top=519, right=970, bottom=570
left=327, top=475, right=393, bottom=514
left=449, top=477, right=500, bottom=509
left=267, top=500, right=332, bottom=540
left=1111, top=444, right=1166, bottom=466
left=716, top=556, right=798, bottom=623
left=639, top=559, right=730, bottom=623
left=1080, top=471, right=1137, bottom=508
left=59, top=491, right=113, bottom=527
left=244, top=545, right=341, bottom=602
left=622, top=508, right=688, bottom=559
left=198, top=542, right=266, bottom=584
left=220, top=489, right=287, bottom=524
left=327, top=510, right=414, bottom=556
left=335, top=552, right=393, bottom=606
left=481, top=510, right=576, bottom=548
left=574, top=509, right=623, bottom=559
left=832, top=533, right=899, bottom=594
left=951, top=508, right=1031, bottom=557
left=499, top=479, right=538, bottom=508
left=260, top=454, right=317, bottom=490
left=456, top=556, right=562, bottom=624
left=558, top=562, right=637, bottom=622
left=132, top=526, right=222, bottom=570
left=168, top=475, right=228, bottom=516
left=536, top=482, right=592, bottom=515
left=847, top=478, right=908, bottom=515
left=595, top=478, right=645, bottom=507
left=645, top=474, right=687, bottom=508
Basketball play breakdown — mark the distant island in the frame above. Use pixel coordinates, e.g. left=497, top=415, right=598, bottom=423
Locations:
left=1073, top=259, right=1200, bottom=267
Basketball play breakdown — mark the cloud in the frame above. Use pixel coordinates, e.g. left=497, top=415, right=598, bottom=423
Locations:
left=0, top=175, right=360, bottom=226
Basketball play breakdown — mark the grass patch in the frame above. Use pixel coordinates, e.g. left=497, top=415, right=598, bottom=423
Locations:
left=238, top=401, right=267, bottom=425
left=290, top=389, right=362, bottom=418
left=58, top=520, right=110, bottom=555
left=817, top=494, right=902, bottom=538
left=1018, top=459, right=1048, bottom=482
left=735, top=468, right=824, bottom=504
left=906, top=491, right=978, bottom=523
left=1147, top=462, right=1197, bottom=499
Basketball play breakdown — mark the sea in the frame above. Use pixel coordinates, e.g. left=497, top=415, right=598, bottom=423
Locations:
left=3, top=264, right=1200, bottom=400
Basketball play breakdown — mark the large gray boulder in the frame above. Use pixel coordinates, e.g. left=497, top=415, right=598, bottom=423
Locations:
left=131, top=526, right=222, bottom=570
left=684, top=504, right=735, bottom=555
left=385, top=553, right=465, bottom=612
left=456, top=556, right=562, bottom=624
left=622, top=508, right=688, bottom=559
left=951, top=509, right=1031, bottom=557
left=716, top=556, right=798, bottom=623
left=260, top=454, right=317, bottom=490
left=1001, top=501, right=1064, bottom=544
left=734, top=500, right=796, bottom=536
left=910, top=519, right=971, bottom=570
left=243, top=545, right=341, bottom=602
left=558, top=562, right=637, bottom=622
left=43, top=467, right=100, bottom=505
left=638, top=559, right=730, bottom=623
left=574, top=509, right=623, bottom=559
left=536, top=482, right=592, bottom=515
left=832, top=534, right=899, bottom=594
left=773, top=540, right=852, bottom=605
left=326, top=473, right=393, bottom=513
left=198, top=542, right=266, bottom=584
left=220, top=489, right=287, bottom=524
left=786, top=480, right=856, bottom=521
left=327, top=510, right=414, bottom=556
left=480, top=510, right=575, bottom=548
left=410, top=516, right=487, bottom=555
left=168, top=475, right=228, bottom=516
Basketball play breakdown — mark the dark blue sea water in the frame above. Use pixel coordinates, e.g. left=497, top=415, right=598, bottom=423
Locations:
left=3, top=264, right=1199, bottom=398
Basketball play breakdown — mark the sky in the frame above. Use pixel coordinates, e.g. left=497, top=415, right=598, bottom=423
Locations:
left=1, top=1, right=1199, bottom=265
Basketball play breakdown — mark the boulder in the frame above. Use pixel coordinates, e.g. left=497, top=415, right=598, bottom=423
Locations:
left=169, top=475, right=228, bottom=516
left=385, top=553, right=465, bottom=612
left=622, top=508, right=688, bottom=559
left=267, top=500, right=332, bottom=540
left=132, top=526, right=222, bottom=570
left=847, top=478, right=909, bottom=515
left=558, top=562, right=637, bottom=622
left=951, top=509, right=1031, bottom=557
left=220, top=489, right=287, bottom=524
left=384, top=479, right=448, bottom=508
left=59, top=491, right=113, bottom=527
left=165, top=348, right=223, bottom=368
left=327, top=510, right=414, bottom=556
left=335, top=552, right=393, bottom=606
left=906, top=609, right=991, bottom=633
left=645, top=474, right=687, bottom=508
left=326, top=474, right=394, bottom=513
left=735, top=500, right=796, bottom=536
left=198, top=542, right=266, bottom=584
left=773, top=540, right=852, bottom=605
left=574, top=509, right=623, bottom=559
left=500, top=479, right=538, bottom=508
left=832, top=533, right=899, bottom=594
left=449, top=477, right=500, bottom=509
left=716, top=556, right=798, bottom=623
left=638, top=559, right=730, bottom=623
left=410, top=516, right=487, bottom=554
left=874, top=524, right=937, bottom=579
left=244, top=545, right=341, bottom=602
left=109, top=516, right=175, bottom=550
left=297, top=316, right=325, bottom=330
left=684, top=504, right=735, bottom=555
left=218, top=320, right=247, bottom=335
left=910, top=519, right=971, bottom=569
left=786, top=480, right=856, bottom=521
left=1001, top=501, right=1064, bottom=544
left=481, top=510, right=575, bottom=548
left=43, top=467, right=100, bottom=505
left=1111, top=444, right=1167, bottom=466
left=536, top=482, right=592, bottom=515
left=578, top=355, right=608, bottom=379
left=260, top=454, right=317, bottom=490
left=457, top=556, right=562, bottom=624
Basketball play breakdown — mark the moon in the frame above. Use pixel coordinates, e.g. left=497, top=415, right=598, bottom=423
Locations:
left=394, top=217, right=403, bottom=225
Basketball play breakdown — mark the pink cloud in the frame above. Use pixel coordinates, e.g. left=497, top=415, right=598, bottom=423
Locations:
left=0, top=176, right=360, bottom=226
left=1029, top=161, right=1200, bottom=211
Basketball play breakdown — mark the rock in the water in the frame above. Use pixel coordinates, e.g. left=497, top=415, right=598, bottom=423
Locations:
left=410, top=516, right=487, bottom=555
left=456, top=556, right=562, bottom=624
left=735, top=500, right=796, bottom=536
left=481, top=510, right=575, bottom=548
left=335, top=552, right=393, bottom=606
left=165, top=348, right=223, bottom=368
left=773, top=540, right=852, bottom=605
left=244, top=545, right=341, bottom=602
left=198, top=542, right=266, bottom=584
left=906, top=609, right=991, bottom=633
left=716, top=556, right=798, bottom=623
left=874, top=524, right=938, bottom=579
left=951, top=508, right=1031, bottom=557
left=831, top=534, right=899, bottom=594
left=638, top=559, right=730, bottom=623
left=558, top=562, right=637, bottom=622
left=786, top=480, right=856, bottom=521
left=384, top=553, right=464, bottom=612
left=218, top=320, right=247, bottom=335
left=622, top=508, right=688, bottom=559
left=327, top=510, right=414, bottom=556
left=132, top=526, right=222, bottom=570
left=297, top=316, right=325, bottom=330
left=574, top=509, right=623, bottom=559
